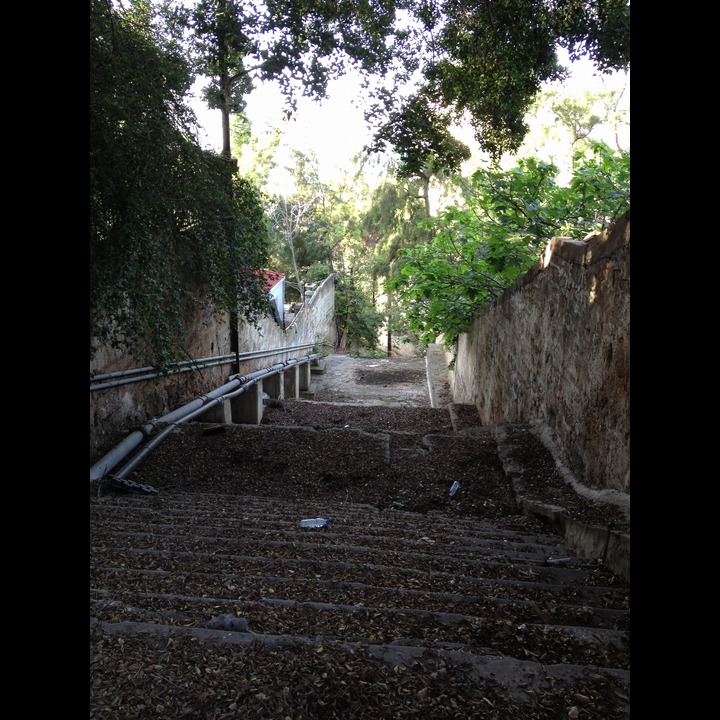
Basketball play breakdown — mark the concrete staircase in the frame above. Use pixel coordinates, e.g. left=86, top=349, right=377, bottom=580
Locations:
left=90, top=399, right=630, bottom=717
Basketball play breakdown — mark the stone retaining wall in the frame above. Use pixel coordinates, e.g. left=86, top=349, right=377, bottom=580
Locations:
left=89, top=274, right=336, bottom=458
left=448, top=212, right=630, bottom=493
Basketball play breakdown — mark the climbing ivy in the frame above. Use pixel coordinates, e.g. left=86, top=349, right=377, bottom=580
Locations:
left=90, top=0, right=271, bottom=367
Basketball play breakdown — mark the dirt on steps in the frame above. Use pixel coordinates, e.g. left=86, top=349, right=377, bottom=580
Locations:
left=308, top=351, right=438, bottom=406
left=90, top=489, right=629, bottom=719
left=90, top=351, right=630, bottom=718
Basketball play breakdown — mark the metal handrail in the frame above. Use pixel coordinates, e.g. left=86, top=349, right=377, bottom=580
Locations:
left=90, top=343, right=318, bottom=392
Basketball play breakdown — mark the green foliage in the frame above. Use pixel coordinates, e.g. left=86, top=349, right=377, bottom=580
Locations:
left=311, top=332, right=334, bottom=358
left=90, top=0, right=630, bottom=369
left=90, top=0, right=271, bottom=366
left=551, top=0, right=631, bottom=72
left=233, top=113, right=282, bottom=187
left=370, top=92, right=472, bottom=179
left=388, top=142, right=630, bottom=349
left=551, top=95, right=603, bottom=147
left=512, top=81, right=629, bottom=185
left=334, top=274, right=385, bottom=351
left=266, top=159, right=329, bottom=301
left=360, top=179, right=431, bottom=278
left=188, top=0, right=400, bottom=127
left=265, top=150, right=377, bottom=302
left=372, top=0, right=630, bottom=161
left=189, top=0, right=255, bottom=114
left=351, top=347, right=388, bottom=359
left=187, top=0, right=629, bottom=169
left=304, top=262, right=334, bottom=284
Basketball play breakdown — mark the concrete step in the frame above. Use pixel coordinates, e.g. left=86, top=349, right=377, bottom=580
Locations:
left=448, top=402, right=483, bottom=432
left=299, top=381, right=317, bottom=399
left=90, top=399, right=630, bottom=717
left=90, top=490, right=629, bottom=714
left=256, top=401, right=629, bottom=578
left=92, top=616, right=629, bottom=712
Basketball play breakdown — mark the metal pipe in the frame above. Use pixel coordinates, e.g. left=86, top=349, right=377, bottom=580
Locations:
left=90, top=360, right=233, bottom=391
left=88, top=424, right=155, bottom=481
left=91, top=354, right=239, bottom=382
left=90, top=343, right=317, bottom=391
left=90, top=374, right=249, bottom=481
left=108, top=388, right=251, bottom=480
left=91, top=354, right=319, bottom=482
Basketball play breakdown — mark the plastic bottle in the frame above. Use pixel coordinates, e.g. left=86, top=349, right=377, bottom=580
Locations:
left=449, top=480, right=460, bottom=497
left=299, top=517, right=330, bottom=527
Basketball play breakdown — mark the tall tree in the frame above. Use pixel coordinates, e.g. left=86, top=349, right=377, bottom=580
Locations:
left=369, top=0, right=630, bottom=163
left=368, top=92, right=472, bottom=215
left=186, top=1, right=629, bottom=167
left=357, top=176, right=435, bottom=352
left=186, top=0, right=402, bottom=162
left=269, top=194, right=321, bottom=301
left=517, top=80, right=630, bottom=179
left=90, top=0, right=271, bottom=365
left=265, top=150, right=334, bottom=301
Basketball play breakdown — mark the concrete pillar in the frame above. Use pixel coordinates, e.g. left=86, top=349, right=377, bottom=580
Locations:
left=284, top=365, right=300, bottom=399
left=264, top=372, right=284, bottom=400
left=299, top=361, right=311, bottom=391
left=232, top=380, right=264, bottom=424
left=202, top=399, right=233, bottom=424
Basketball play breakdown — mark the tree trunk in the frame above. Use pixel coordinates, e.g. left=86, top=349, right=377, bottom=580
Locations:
left=221, top=105, right=231, bottom=160
left=286, top=235, right=303, bottom=303
left=422, top=175, right=431, bottom=218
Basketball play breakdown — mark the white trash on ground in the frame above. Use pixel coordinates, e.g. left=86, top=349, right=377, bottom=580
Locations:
left=299, top=517, right=330, bottom=527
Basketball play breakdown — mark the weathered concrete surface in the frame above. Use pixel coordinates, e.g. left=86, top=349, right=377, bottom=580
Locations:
left=448, top=212, right=630, bottom=494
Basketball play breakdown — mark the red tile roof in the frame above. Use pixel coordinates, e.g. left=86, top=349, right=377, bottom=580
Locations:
left=256, top=270, right=285, bottom=291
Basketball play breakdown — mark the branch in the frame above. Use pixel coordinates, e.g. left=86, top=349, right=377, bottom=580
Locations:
left=229, top=58, right=278, bottom=84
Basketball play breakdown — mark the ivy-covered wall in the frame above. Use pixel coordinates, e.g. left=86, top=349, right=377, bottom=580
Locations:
left=448, top=213, right=630, bottom=493
left=89, top=275, right=336, bottom=460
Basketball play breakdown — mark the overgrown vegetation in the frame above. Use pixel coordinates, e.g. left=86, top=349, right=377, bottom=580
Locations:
left=334, top=273, right=386, bottom=351
left=388, top=142, right=630, bottom=350
left=90, top=0, right=629, bottom=365
left=90, top=0, right=271, bottom=366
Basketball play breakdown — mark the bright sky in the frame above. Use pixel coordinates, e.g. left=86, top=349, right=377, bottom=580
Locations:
left=190, top=48, right=629, bottom=193
left=192, top=71, right=376, bottom=186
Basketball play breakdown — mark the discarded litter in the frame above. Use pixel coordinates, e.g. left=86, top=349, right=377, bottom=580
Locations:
left=299, top=517, right=330, bottom=528
left=449, top=481, right=460, bottom=496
